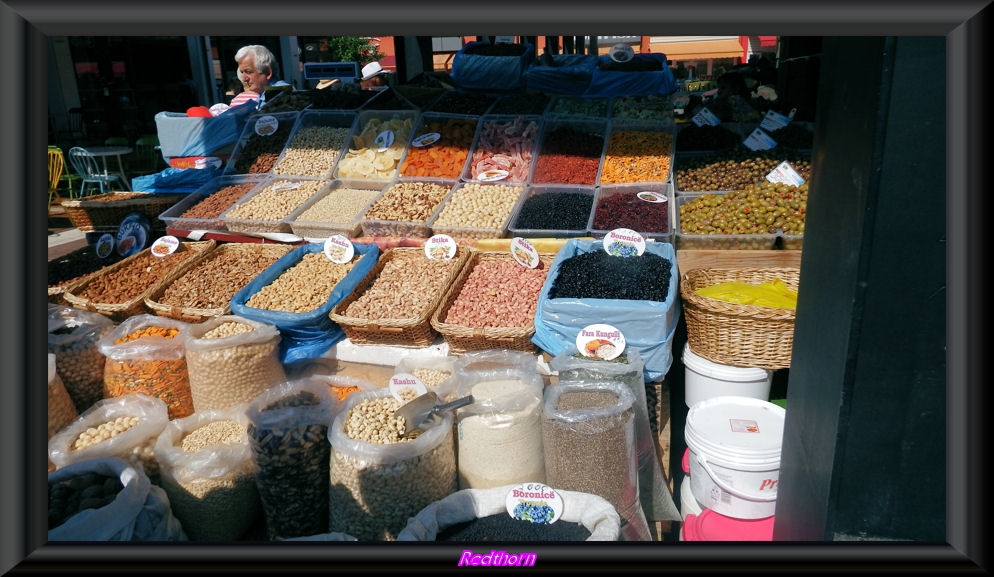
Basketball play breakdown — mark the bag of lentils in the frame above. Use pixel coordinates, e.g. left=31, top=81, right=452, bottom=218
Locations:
left=328, top=387, right=458, bottom=541
left=154, top=403, right=262, bottom=541
left=47, top=304, right=117, bottom=414
left=185, top=316, right=286, bottom=413
left=541, top=380, right=653, bottom=541
left=98, top=314, right=195, bottom=420
left=246, top=379, right=334, bottom=540
left=550, top=347, right=681, bottom=523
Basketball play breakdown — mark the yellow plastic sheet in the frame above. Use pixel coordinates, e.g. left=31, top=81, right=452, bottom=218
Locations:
left=695, top=278, right=798, bottom=309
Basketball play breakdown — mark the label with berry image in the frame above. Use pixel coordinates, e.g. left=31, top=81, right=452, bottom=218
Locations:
left=603, top=228, right=646, bottom=258
left=505, top=483, right=564, bottom=525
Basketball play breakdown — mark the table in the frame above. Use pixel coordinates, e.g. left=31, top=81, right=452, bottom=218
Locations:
left=84, top=145, right=133, bottom=190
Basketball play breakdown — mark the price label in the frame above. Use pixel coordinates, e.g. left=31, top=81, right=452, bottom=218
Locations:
left=478, top=169, right=510, bottom=182
left=424, top=234, right=457, bottom=260
left=743, top=128, right=778, bottom=151
left=412, top=132, right=440, bottom=147
left=389, top=373, right=428, bottom=403
left=254, top=115, right=279, bottom=136
left=691, top=107, right=721, bottom=127
left=766, top=161, right=806, bottom=187
left=374, top=130, right=395, bottom=152
left=510, top=237, right=540, bottom=269
left=504, top=483, right=564, bottom=525
left=323, top=235, right=355, bottom=264
left=636, top=190, right=668, bottom=204
left=760, top=109, right=792, bottom=132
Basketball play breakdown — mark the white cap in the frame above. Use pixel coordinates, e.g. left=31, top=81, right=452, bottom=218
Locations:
left=610, top=43, right=635, bottom=63
left=361, top=61, right=384, bottom=81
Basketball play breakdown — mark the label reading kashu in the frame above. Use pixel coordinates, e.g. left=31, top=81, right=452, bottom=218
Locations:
left=389, top=373, right=428, bottom=403
left=576, top=323, right=626, bottom=361
left=254, top=115, right=279, bottom=136
left=505, top=483, right=564, bottom=525
left=424, top=234, right=457, bottom=261
left=323, top=234, right=355, bottom=264
left=510, top=237, right=540, bottom=269
left=603, top=228, right=646, bottom=257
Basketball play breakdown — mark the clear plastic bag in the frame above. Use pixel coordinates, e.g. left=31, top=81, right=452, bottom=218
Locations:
left=48, top=304, right=117, bottom=413
left=48, top=353, right=78, bottom=439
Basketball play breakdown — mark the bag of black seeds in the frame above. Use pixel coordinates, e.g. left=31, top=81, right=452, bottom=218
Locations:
left=397, top=484, right=622, bottom=541
left=550, top=347, right=681, bottom=523
left=532, top=238, right=680, bottom=382
left=541, top=381, right=653, bottom=541
left=246, top=380, right=334, bottom=540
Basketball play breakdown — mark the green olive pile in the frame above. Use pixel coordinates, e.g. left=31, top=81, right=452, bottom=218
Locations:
left=679, top=181, right=808, bottom=235
left=48, top=471, right=123, bottom=529
left=676, top=149, right=812, bottom=192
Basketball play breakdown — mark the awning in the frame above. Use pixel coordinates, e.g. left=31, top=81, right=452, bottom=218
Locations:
left=649, top=37, right=745, bottom=61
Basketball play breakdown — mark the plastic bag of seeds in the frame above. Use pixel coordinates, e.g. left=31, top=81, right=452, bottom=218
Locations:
left=246, top=379, right=334, bottom=540
left=47, top=304, right=117, bottom=414
left=328, top=387, right=458, bottom=541
left=541, top=380, right=653, bottom=541
left=397, top=484, right=622, bottom=541
left=454, top=367, right=546, bottom=490
left=48, top=393, right=170, bottom=486
left=154, top=404, right=262, bottom=541
left=532, top=238, right=681, bottom=382
left=185, top=316, right=286, bottom=413
left=455, top=349, right=539, bottom=375
left=48, top=353, right=79, bottom=439
left=98, top=314, right=196, bottom=420
left=394, top=355, right=459, bottom=401
left=550, top=347, right=680, bottom=523
left=48, top=456, right=187, bottom=541
left=295, top=373, right=378, bottom=410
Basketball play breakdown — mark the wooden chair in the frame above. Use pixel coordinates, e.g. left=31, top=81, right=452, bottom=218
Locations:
left=48, top=147, right=65, bottom=210
left=67, top=146, right=127, bottom=197
left=50, top=146, right=82, bottom=198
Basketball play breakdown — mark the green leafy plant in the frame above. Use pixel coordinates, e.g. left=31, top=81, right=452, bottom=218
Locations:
left=315, top=36, right=384, bottom=64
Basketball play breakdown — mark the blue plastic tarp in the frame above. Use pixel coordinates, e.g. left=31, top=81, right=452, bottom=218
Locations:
left=131, top=166, right=220, bottom=194
left=450, top=42, right=535, bottom=92
left=154, top=102, right=255, bottom=160
left=524, top=53, right=678, bottom=98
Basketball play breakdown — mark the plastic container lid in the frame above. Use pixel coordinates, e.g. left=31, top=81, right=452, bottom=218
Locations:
left=685, top=396, right=785, bottom=469
left=682, top=509, right=775, bottom=541
left=683, top=343, right=771, bottom=382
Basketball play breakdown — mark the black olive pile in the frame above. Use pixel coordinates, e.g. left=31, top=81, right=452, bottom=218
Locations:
left=679, top=180, right=808, bottom=235
left=675, top=124, right=743, bottom=152
left=512, top=192, right=593, bottom=232
left=549, top=250, right=673, bottom=302
left=767, top=124, right=815, bottom=149
left=675, top=148, right=812, bottom=192
left=48, top=472, right=124, bottom=530
left=436, top=514, right=593, bottom=541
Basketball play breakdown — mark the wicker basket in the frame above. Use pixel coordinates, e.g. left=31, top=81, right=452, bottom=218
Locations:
left=329, top=247, right=470, bottom=347
left=61, top=192, right=186, bottom=232
left=145, top=242, right=293, bottom=323
left=680, top=267, right=800, bottom=370
left=62, top=240, right=216, bottom=322
left=431, top=250, right=555, bottom=354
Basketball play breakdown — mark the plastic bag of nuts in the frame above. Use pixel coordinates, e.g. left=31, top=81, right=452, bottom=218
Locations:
left=185, top=316, right=286, bottom=413
left=47, top=304, right=117, bottom=414
left=48, top=353, right=78, bottom=440
left=328, top=388, right=458, bottom=541
left=246, top=379, right=335, bottom=540
left=98, top=314, right=196, bottom=420
left=154, top=404, right=262, bottom=541
left=48, top=393, right=170, bottom=486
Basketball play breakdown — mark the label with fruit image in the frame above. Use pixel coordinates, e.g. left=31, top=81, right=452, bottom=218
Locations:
left=505, top=483, right=564, bottom=525
left=254, top=115, right=279, bottom=136
left=603, top=228, right=645, bottom=258
left=389, top=372, right=428, bottom=403
left=637, top=190, right=668, bottom=203
left=150, top=235, right=180, bottom=257
left=576, top=323, right=625, bottom=361
left=510, top=237, right=540, bottom=269
left=424, top=234, right=457, bottom=261
left=323, top=234, right=355, bottom=264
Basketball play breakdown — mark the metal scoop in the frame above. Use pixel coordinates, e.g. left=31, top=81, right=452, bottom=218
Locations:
left=393, top=391, right=474, bottom=439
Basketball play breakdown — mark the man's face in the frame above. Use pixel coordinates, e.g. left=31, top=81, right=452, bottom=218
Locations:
left=238, top=56, right=271, bottom=94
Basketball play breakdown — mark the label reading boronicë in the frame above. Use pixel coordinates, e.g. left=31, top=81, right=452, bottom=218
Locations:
left=505, top=483, right=564, bottom=525
left=603, top=228, right=646, bottom=258
left=323, top=234, right=355, bottom=264
left=576, top=323, right=626, bottom=361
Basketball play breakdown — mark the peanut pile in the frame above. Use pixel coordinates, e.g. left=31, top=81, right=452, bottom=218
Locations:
left=343, top=253, right=460, bottom=320
left=157, top=245, right=290, bottom=311
left=245, top=252, right=357, bottom=313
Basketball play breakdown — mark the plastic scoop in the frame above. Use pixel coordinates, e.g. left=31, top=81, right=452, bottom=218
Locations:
left=393, top=391, right=474, bottom=439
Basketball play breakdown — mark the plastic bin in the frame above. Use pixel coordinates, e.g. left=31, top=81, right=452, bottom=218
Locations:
left=507, top=184, right=596, bottom=239
left=675, top=192, right=780, bottom=251
left=462, top=114, right=543, bottom=186
left=157, top=174, right=269, bottom=233
left=531, top=117, right=608, bottom=186
left=359, top=177, right=456, bottom=238
left=223, top=111, right=300, bottom=176
left=271, top=110, right=358, bottom=179
left=220, top=176, right=330, bottom=235
left=428, top=180, right=525, bottom=240
left=599, top=119, right=676, bottom=186
left=334, top=109, right=419, bottom=181
left=588, top=183, right=672, bottom=243
left=285, top=178, right=385, bottom=239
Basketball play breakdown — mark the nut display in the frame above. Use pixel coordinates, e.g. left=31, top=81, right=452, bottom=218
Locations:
left=273, top=125, right=352, bottom=177
left=225, top=179, right=327, bottom=223
left=294, top=186, right=381, bottom=225
left=442, top=258, right=548, bottom=328
left=245, top=252, right=357, bottom=314
left=343, top=396, right=409, bottom=444
left=342, top=251, right=461, bottom=320
left=74, top=249, right=198, bottom=305
left=49, top=323, right=115, bottom=414
left=363, top=180, right=451, bottom=224
left=48, top=370, right=78, bottom=439
left=103, top=325, right=194, bottom=420
left=431, top=183, right=522, bottom=235
left=72, top=415, right=140, bottom=451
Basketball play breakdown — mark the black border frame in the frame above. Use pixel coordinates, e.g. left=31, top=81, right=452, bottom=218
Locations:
left=4, top=1, right=988, bottom=573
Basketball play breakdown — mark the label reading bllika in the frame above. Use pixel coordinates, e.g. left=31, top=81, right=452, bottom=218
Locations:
left=424, top=234, right=457, bottom=261
left=636, top=190, right=668, bottom=204
left=323, top=234, right=355, bottom=264
left=759, top=109, right=792, bottom=132
left=505, top=483, right=564, bottom=525
left=603, top=228, right=646, bottom=258
left=510, top=237, right=540, bottom=269
left=150, top=235, right=180, bottom=258
left=374, top=130, right=395, bottom=152
left=766, top=161, right=806, bottom=187
left=743, top=127, right=778, bottom=151
left=411, top=132, right=440, bottom=147
left=254, top=115, right=279, bottom=136
left=691, top=107, right=721, bottom=127
left=389, top=373, right=428, bottom=403
left=576, top=323, right=626, bottom=361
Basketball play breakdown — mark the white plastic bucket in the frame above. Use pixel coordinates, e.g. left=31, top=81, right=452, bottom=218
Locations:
left=680, top=476, right=703, bottom=521
left=683, top=343, right=773, bottom=408
left=685, top=396, right=785, bottom=519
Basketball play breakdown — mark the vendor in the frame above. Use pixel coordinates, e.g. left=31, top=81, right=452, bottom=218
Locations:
left=232, top=45, right=290, bottom=109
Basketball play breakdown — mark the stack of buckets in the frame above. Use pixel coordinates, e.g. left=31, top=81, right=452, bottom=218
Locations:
left=679, top=343, right=783, bottom=541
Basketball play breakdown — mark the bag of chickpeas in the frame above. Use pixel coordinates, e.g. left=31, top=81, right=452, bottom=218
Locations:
left=48, top=393, right=170, bottom=486
left=98, top=314, right=195, bottom=420
left=47, top=304, right=117, bottom=414
left=154, top=404, right=262, bottom=541
left=48, top=353, right=78, bottom=440
left=185, top=315, right=286, bottom=413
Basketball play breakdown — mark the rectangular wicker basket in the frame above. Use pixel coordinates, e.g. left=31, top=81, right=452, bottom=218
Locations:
left=61, top=192, right=186, bottom=232
left=144, top=242, right=294, bottom=323
left=680, top=267, right=800, bottom=370
left=329, top=246, right=470, bottom=347
left=430, top=250, right=555, bottom=354
left=62, top=240, right=216, bottom=322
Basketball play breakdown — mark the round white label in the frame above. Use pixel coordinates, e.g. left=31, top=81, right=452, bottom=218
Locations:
left=575, top=323, right=626, bottom=361
left=504, top=483, right=564, bottom=525
left=603, top=228, right=646, bottom=257
left=478, top=169, right=510, bottom=182
left=389, top=373, right=428, bottom=403
left=95, top=233, right=115, bottom=259
left=374, top=130, right=395, bottom=152
left=254, top=115, right=279, bottom=136
left=412, top=132, right=440, bottom=147
left=150, top=235, right=180, bottom=258
left=424, top=234, right=457, bottom=261
left=636, top=190, right=668, bottom=203
left=323, top=235, right=355, bottom=264
left=510, top=237, right=540, bottom=269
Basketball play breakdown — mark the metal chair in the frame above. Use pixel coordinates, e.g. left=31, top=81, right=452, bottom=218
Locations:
left=67, top=146, right=127, bottom=197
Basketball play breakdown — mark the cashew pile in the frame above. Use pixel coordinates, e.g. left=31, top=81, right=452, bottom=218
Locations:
left=245, top=252, right=357, bottom=314
left=343, top=252, right=460, bottom=320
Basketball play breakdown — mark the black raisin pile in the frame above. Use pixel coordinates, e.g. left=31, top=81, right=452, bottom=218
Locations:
left=549, top=250, right=672, bottom=302
left=436, top=514, right=593, bottom=541
left=512, top=192, right=592, bottom=231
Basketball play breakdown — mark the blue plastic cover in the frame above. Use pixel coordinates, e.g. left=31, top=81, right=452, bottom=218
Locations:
left=153, top=102, right=255, bottom=160
left=450, top=42, right=535, bottom=91
left=523, top=54, right=599, bottom=96
left=230, top=242, right=381, bottom=364
left=131, top=166, right=220, bottom=193
left=531, top=239, right=681, bottom=382
left=586, top=53, right=678, bottom=97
